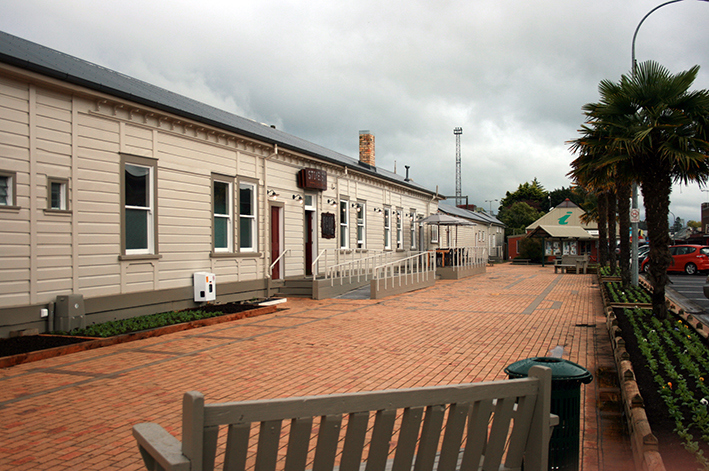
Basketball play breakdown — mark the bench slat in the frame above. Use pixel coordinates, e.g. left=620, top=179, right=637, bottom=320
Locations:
left=313, top=415, right=343, bottom=471
left=202, top=425, right=219, bottom=471
left=437, top=402, right=470, bottom=471
left=503, top=395, right=536, bottom=470
left=284, top=417, right=313, bottom=471
left=223, top=423, right=251, bottom=471
left=482, top=396, right=515, bottom=470
left=391, top=407, right=424, bottom=471
left=459, top=399, right=493, bottom=471
left=339, top=412, right=370, bottom=471
left=413, top=404, right=445, bottom=471
left=255, top=419, right=282, bottom=471
left=365, top=409, right=396, bottom=471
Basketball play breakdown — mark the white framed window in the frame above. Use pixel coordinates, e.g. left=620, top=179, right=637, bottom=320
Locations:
left=356, top=202, right=365, bottom=249
left=396, top=209, right=403, bottom=249
left=340, top=199, right=349, bottom=249
left=384, top=207, right=392, bottom=250
left=213, top=177, right=233, bottom=252
left=0, top=171, right=16, bottom=207
left=123, top=160, right=155, bottom=255
left=431, top=224, right=438, bottom=243
left=48, top=178, right=68, bottom=211
left=409, top=210, right=416, bottom=249
left=239, top=181, right=257, bottom=252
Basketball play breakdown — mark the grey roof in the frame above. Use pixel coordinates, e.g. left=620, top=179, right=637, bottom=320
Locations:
left=0, top=31, right=436, bottom=196
left=438, top=202, right=505, bottom=226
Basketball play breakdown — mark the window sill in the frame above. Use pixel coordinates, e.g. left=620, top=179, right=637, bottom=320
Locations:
left=44, top=209, right=72, bottom=216
left=119, top=254, right=162, bottom=261
left=0, top=205, right=21, bottom=212
left=211, top=251, right=262, bottom=259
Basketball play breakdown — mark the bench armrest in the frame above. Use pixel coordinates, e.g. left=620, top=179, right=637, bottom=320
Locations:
left=133, top=423, right=191, bottom=471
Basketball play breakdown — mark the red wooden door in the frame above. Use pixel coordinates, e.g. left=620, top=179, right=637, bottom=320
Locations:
left=271, top=206, right=281, bottom=279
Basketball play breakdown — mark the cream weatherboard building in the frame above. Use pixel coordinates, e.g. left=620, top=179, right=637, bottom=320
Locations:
left=0, top=31, right=446, bottom=337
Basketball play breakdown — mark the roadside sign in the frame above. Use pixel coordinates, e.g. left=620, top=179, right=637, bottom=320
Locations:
left=630, top=208, right=640, bottom=223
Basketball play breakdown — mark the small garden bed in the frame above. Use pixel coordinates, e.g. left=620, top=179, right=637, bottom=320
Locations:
left=0, top=301, right=281, bottom=367
left=603, top=281, right=652, bottom=307
left=599, top=266, right=621, bottom=277
left=52, top=302, right=261, bottom=338
left=615, top=307, right=709, bottom=470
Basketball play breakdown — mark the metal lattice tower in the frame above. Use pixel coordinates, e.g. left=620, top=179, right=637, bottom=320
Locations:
left=454, top=127, right=463, bottom=206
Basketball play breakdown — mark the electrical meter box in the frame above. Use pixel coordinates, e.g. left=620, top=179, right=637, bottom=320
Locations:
left=54, top=294, right=86, bottom=332
left=194, top=272, right=216, bottom=302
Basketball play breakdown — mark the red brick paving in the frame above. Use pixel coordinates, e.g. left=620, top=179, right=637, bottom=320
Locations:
left=0, top=264, right=635, bottom=470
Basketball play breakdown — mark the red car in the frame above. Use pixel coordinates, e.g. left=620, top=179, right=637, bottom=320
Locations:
left=641, top=244, right=709, bottom=275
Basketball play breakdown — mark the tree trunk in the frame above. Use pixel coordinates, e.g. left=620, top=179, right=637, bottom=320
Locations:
left=597, top=192, right=608, bottom=267
left=617, top=183, right=631, bottom=287
left=607, top=190, right=617, bottom=275
left=641, top=167, right=672, bottom=319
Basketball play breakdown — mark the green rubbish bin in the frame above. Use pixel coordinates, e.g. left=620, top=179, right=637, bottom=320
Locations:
left=504, top=357, right=593, bottom=471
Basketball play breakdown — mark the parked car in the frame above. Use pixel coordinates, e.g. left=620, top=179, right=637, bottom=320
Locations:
left=636, top=245, right=650, bottom=270
left=641, top=244, right=709, bottom=275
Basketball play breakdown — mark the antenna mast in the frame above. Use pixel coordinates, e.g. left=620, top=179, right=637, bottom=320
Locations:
left=454, top=127, right=463, bottom=206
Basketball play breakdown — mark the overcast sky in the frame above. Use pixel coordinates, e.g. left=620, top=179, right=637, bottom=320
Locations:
left=2, top=0, right=709, bottom=224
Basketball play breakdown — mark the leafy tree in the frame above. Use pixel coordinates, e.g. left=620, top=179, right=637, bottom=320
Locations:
left=548, top=186, right=585, bottom=210
left=571, top=61, right=709, bottom=319
left=497, top=201, right=545, bottom=237
left=671, top=217, right=683, bottom=233
left=518, top=238, right=543, bottom=263
left=498, top=179, right=548, bottom=212
left=688, top=220, right=701, bottom=229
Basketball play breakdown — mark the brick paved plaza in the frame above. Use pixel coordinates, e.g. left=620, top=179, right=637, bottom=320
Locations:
left=0, top=264, right=634, bottom=470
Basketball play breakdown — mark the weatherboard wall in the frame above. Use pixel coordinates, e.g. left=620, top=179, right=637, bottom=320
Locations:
left=0, top=64, right=438, bottom=336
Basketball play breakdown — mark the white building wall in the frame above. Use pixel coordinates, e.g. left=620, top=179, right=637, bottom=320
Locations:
left=0, top=67, right=439, bottom=319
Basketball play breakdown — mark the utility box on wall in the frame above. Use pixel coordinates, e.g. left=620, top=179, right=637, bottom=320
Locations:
left=54, top=294, right=86, bottom=332
left=194, top=272, right=216, bottom=302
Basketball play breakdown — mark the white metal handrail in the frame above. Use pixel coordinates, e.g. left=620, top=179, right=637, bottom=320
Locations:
left=438, top=246, right=488, bottom=269
left=322, top=251, right=398, bottom=286
left=373, top=250, right=437, bottom=292
left=311, top=248, right=386, bottom=280
left=268, top=249, right=291, bottom=279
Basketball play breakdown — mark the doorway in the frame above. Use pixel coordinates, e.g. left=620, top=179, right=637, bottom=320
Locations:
left=270, top=205, right=282, bottom=279
left=304, top=194, right=316, bottom=276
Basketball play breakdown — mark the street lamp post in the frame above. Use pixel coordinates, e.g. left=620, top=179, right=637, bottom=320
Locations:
left=629, top=0, right=709, bottom=286
left=485, top=199, right=498, bottom=215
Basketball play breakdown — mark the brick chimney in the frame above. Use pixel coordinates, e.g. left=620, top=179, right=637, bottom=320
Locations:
left=359, top=130, right=375, bottom=167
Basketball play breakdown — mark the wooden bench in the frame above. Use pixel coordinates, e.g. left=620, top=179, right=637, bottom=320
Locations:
left=132, top=366, right=555, bottom=471
left=554, top=255, right=589, bottom=274
left=554, top=262, right=575, bottom=274
left=511, top=258, right=530, bottom=265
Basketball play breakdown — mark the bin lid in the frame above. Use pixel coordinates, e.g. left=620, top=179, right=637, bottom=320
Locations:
left=504, top=357, right=593, bottom=383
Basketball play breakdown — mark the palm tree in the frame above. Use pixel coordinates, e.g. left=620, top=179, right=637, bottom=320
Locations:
left=570, top=120, right=635, bottom=286
left=573, top=61, right=709, bottom=318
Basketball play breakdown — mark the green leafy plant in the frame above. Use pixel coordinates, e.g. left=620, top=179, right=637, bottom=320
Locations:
left=623, top=308, right=709, bottom=469
left=599, top=266, right=621, bottom=277
left=604, top=282, right=651, bottom=304
left=54, top=309, right=227, bottom=338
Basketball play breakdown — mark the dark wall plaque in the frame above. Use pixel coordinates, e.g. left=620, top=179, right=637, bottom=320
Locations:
left=321, top=212, right=336, bottom=239
left=298, top=168, right=327, bottom=191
